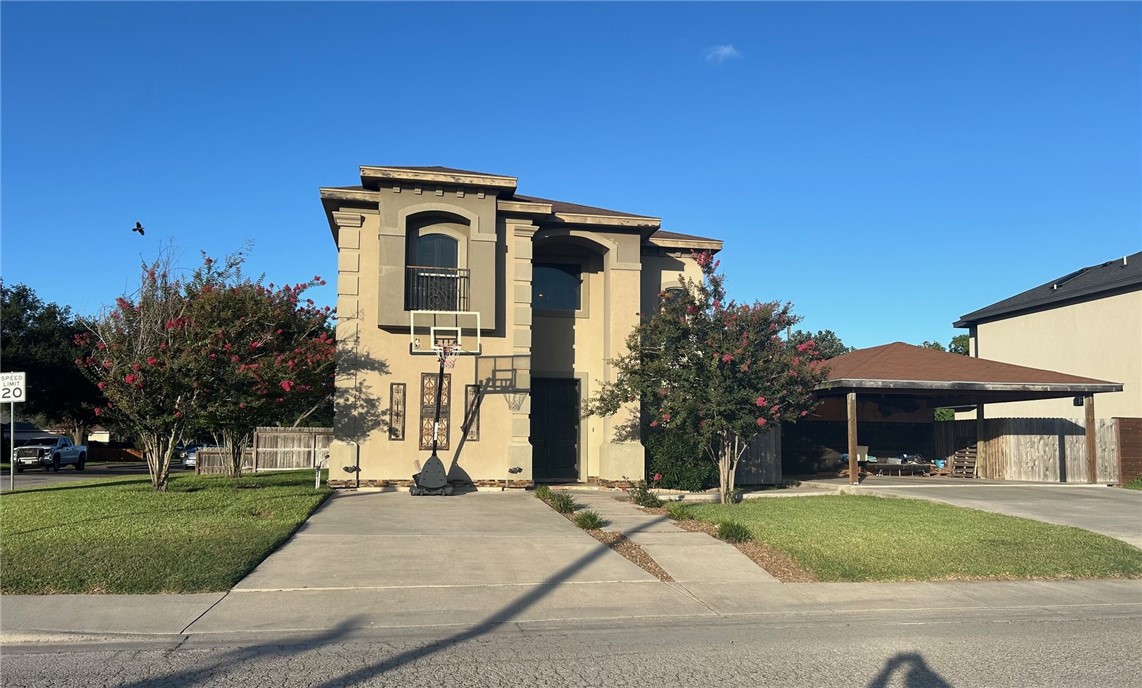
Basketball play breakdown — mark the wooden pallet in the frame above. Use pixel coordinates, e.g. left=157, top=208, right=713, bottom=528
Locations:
left=950, top=445, right=977, bottom=479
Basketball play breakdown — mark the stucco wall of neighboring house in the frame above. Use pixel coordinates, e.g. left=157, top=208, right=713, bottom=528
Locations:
left=966, top=290, right=1142, bottom=419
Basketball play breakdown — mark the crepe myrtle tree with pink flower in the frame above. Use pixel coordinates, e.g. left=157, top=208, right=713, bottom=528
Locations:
left=184, top=253, right=335, bottom=477
left=77, top=248, right=336, bottom=490
left=586, top=251, right=828, bottom=504
left=76, top=251, right=201, bottom=491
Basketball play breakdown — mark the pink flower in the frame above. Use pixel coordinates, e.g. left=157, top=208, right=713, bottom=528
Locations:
left=756, top=417, right=767, bottom=427
left=652, top=473, right=662, bottom=483
left=800, top=410, right=809, bottom=417
left=280, top=380, right=294, bottom=392
left=650, top=420, right=659, bottom=427
left=97, top=382, right=106, bottom=390
left=94, top=407, right=102, bottom=416
left=755, top=396, right=767, bottom=407
left=661, top=413, right=671, bottom=422
left=721, top=353, right=732, bottom=363
left=146, top=357, right=158, bottom=366
left=124, top=374, right=137, bottom=384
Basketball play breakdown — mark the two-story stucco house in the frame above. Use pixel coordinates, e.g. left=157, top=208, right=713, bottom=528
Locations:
left=954, top=250, right=1141, bottom=419
left=319, top=166, right=721, bottom=488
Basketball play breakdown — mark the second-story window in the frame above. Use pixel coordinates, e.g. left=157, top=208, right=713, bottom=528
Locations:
left=417, top=233, right=458, bottom=269
left=408, top=233, right=467, bottom=311
left=533, top=262, right=582, bottom=311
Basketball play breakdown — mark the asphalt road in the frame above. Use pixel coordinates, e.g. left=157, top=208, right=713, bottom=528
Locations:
left=1, top=607, right=1138, bottom=687
left=0, top=461, right=189, bottom=493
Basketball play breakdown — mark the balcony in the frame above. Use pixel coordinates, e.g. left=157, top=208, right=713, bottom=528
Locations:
left=406, top=266, right=470, bottom=311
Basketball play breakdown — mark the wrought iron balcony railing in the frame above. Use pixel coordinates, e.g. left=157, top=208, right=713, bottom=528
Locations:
left=406, top=266, right=470, bottom=311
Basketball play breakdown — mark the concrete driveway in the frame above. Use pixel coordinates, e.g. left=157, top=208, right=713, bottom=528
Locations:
left=828, top=480, right=1142, bottom=549
left=185, top=489, right=717, bottom=632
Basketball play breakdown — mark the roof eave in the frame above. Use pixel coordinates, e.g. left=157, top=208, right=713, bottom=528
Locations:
left=816, top=378, right=1123, bottom=395
left=645, top=236, right=724, bottom=252
left=360, top=166, right=517, bottom=191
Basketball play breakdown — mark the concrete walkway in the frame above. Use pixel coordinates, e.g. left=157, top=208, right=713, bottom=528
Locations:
left=2, top=489, right=1140, bottom=642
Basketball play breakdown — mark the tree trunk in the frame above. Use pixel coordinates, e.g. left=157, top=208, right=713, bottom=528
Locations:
left=222, top=430, right=250, bottom=477
left=141, top=431, right=178, bottom=492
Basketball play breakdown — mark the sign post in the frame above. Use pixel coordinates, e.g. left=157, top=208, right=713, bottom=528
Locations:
left=2, top=372, right=27, bottom=491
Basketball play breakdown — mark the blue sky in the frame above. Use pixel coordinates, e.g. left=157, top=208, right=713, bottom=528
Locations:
left=3, top=2, right=1139, bottom=350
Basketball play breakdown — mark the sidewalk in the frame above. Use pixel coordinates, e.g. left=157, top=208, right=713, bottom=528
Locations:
left=2, top=489, right=1140, bottom=642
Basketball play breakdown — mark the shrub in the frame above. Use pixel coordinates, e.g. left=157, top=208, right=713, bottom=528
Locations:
left=534, top=485, right=553, bottom=501
left=665, top=502, right=694, bottom=521
left=716, top=520, right=752, bottom=543
left=646, top=431, right=715, bottom=492
left=549, top=491, right=578, bottom=514
left=573, top=510, right=605, bottom=530
left=628, top=480, right=663, bottom=508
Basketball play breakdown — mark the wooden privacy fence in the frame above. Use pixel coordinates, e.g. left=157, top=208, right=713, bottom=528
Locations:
left=195, top=447, right=253, bottom=475
left=736, top=427, right=782, bottom=485
left=935, top=418, right=1119, bottom=483
left=196, top=427, right=333, bottom=474
left=254, top=427, right=333, bottom=471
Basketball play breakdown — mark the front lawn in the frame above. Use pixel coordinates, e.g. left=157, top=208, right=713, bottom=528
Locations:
left=0, top=470, right=331, bottom=594
left=682, top=495, right=1142, bottom=582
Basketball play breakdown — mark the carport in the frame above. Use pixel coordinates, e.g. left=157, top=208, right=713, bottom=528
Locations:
left=814, top=343, right=1123, bottom=484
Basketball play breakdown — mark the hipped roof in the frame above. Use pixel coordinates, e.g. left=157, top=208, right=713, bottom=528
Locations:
left=816, top=342, right=1121, bottom=406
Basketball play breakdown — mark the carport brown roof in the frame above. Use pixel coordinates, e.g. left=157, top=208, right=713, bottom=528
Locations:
left=817, top=342, right=1121, bottom=403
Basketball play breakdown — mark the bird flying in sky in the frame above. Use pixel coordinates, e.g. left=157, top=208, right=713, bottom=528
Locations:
left=132, top=221, right=145, bottom=236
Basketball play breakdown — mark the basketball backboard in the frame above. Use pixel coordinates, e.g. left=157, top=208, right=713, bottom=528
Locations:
left=409, top=310, right=482, bottom=356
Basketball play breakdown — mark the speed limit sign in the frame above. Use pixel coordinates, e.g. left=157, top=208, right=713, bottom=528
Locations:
left=0, top=372, right=26, bottom=403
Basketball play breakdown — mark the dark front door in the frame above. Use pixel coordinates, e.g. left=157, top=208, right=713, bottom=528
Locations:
left=531, top=378, right=579, bottom=482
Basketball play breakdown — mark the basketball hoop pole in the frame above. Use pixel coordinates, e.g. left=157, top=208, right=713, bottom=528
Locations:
left=429, top=344, right=455, bottom=462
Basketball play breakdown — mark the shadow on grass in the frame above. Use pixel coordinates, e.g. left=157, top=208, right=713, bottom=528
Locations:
left=0, top=477, right=151, bottom=495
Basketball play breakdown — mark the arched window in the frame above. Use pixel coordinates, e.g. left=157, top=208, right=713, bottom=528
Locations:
left=408, top=233, right=464, bottom=311
left=416, top=233, right=458, bottom=268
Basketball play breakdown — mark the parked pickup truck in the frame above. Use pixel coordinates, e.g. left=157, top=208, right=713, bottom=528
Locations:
left=13, top=436, right=87, bottom=473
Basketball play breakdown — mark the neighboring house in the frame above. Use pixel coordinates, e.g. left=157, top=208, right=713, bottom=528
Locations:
left=954, top=251, right=1141, bottom=419
left=320, top=165, right=721, bottom=487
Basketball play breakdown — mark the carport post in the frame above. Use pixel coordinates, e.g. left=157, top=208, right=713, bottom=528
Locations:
left=1084, top=395, right=1097, bottom=483
left=847, top=392, right=858, bottom=484
left=976, top=404, right=986, bottom=479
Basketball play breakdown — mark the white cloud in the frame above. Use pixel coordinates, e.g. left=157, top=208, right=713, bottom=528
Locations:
left=703, top=44, right=742, bottom=64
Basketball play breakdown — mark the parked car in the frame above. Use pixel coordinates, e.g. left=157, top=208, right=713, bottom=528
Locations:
left=13, top=436, right=87, bottom=472
left=180, top=443, right=220, bottom=469
left=180, top=444, right=198, bottom=469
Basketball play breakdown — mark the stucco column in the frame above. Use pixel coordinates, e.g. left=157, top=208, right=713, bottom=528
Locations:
left=598, top=261, right=643, bottom=481
left=507, top=220, right=537, bottom=481
left=330, top=210, right=367, bottom=479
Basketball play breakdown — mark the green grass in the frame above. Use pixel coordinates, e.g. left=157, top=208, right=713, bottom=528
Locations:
left=685, top=495, right=1142, bottom=582
left=0, top=470, right=331, bottom=594
left=1121, top=477, right=1142, bottom=490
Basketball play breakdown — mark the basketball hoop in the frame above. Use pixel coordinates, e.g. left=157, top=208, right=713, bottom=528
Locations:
left=439, top=343, right=460, bottom=369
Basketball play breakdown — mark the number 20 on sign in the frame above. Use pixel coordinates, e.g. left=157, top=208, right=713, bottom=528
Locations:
left=0, top=372, right=26, bottom=403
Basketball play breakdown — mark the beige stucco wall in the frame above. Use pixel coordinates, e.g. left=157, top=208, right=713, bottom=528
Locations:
left=326, top=186, right=705, bottom=485
left=965, top=290, right=1142, bottom=419
left=329, top=196, right=523, bottom=486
